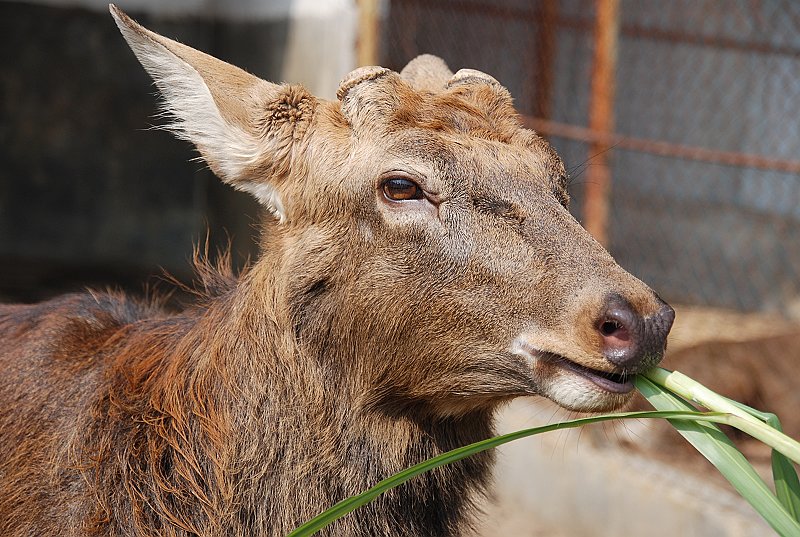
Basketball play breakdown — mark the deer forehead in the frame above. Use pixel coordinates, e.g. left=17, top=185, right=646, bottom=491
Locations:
left=330, top=70, right=563, bottom=183
left=312, top=125, right=562, bottom=201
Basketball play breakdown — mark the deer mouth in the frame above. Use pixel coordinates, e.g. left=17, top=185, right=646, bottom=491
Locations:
left=510, top=336, right=636, bottom=404
left=539, top=351, right=634, bottom=394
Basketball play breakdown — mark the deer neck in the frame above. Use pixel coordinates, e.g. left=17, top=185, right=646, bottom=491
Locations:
left=218, top=271, right=496, bottom=535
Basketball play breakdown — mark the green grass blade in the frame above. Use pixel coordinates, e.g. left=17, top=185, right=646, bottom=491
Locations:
left=724, top=401, right=800, bottom=521
left=287, top=410, right=718, bottom=537
left=773, top=448, right=800, bottom=522
left=644, top=367, right=800, bottom=520
left=723, top=402, right=800, bottom=520
left=636, top=375, right=800, bottom=537
left=765, top=417, right=800, bottom=523
left=724, top=408, right=800, bottom=520
left=645, top=368, right=764, bottom=427
left=713, top=414, right=800, bottom=466
left=721, top=396, right=777, bottom=423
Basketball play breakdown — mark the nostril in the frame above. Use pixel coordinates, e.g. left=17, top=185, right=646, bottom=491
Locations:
left=595, top=295, right=643, bottom=367
left=600, top=320, right=625, bottom=337
left=595, top=294, right=674, bottom=370
left=597, top=318, right=631, bottom=349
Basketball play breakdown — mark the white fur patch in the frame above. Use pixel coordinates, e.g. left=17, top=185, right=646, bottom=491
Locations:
left=510, top=336, right=621, bottom=411
left=239, top=183, right=287, bottom=223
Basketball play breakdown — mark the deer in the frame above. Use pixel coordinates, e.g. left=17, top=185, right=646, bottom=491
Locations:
left=0, top=5, right=675, bottom=537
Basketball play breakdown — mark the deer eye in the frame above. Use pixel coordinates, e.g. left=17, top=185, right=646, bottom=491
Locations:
left=382, top=177, right=424, bottom=201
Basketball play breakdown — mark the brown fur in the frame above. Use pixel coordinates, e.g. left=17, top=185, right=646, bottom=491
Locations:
left=0, top=7, right=672, bottom=536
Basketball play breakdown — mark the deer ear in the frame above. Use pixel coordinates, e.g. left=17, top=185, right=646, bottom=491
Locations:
left=110, top=4, right=316, bottom=222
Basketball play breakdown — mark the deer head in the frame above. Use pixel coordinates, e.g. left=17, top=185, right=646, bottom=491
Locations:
left=110, top=6, right=673, bottom=417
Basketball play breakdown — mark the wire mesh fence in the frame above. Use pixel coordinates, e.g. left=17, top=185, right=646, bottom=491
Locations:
left=380, top=0, right=800, bottom=316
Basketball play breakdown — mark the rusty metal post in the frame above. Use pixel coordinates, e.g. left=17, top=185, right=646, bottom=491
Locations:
left=357, top=0, right=381, bottom=67
left=583, top=0, right=620, bottom=246
left=531, top=0, right=558, bottom=120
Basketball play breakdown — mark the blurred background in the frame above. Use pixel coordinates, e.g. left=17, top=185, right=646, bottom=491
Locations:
left=1, top=0, right=798, bottom=535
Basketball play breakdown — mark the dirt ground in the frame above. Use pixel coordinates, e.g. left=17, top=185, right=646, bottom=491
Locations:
left=597, top=305, right=800, bottom=485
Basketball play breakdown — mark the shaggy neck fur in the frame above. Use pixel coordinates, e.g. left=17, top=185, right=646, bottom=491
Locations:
left=74, top=263, right=495, bottom=537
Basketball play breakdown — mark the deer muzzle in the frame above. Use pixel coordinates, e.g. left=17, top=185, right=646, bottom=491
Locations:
left=510, top=289, right=675, bottom=411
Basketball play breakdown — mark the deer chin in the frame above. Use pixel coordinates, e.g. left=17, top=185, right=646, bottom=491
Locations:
left=510, top=339, right=634, bottom=412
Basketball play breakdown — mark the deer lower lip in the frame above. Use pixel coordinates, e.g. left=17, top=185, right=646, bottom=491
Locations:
left=542, top=352, right=634, bottom=394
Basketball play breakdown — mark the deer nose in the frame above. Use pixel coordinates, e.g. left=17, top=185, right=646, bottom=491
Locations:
left=596, top=295, right=675, bottom=370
